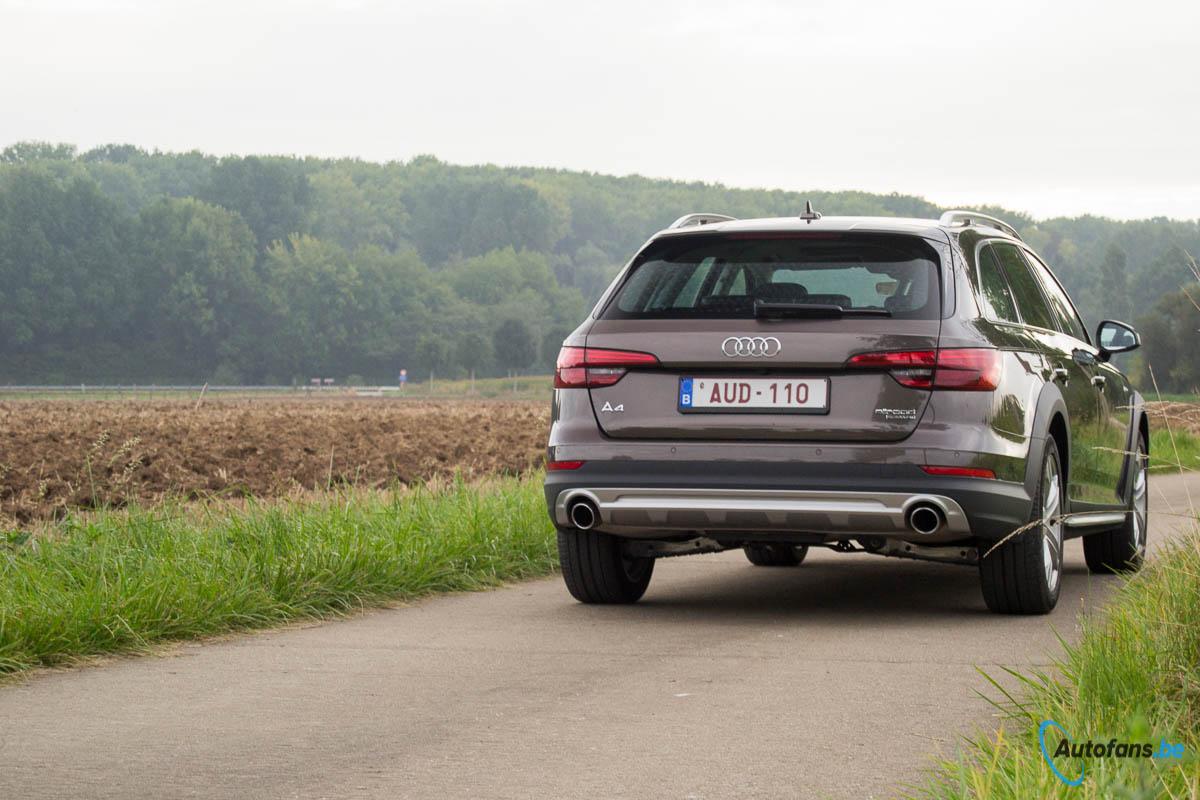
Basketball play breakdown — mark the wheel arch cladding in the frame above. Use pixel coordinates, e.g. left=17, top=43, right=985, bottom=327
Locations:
left=1047, top=413, right=1069, bottom=478
left=1116, top=393, right=1148, bottom=504
left=1025, top=384, right=1070, bottom=500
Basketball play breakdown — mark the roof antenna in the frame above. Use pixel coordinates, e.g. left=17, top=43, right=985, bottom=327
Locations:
left=800, top=200, right=822, bottom=223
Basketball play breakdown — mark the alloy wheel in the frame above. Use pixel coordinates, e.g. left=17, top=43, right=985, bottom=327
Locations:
left=1041, top=455, right=1064, bottom=593
left=1131, top=451, right=1148, bottom=556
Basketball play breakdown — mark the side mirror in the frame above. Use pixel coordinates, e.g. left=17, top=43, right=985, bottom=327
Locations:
left=1096, top=320, right=1140, bottom=361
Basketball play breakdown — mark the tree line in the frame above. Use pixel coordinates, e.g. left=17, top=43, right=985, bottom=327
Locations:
left=0, top=141, right=1197, bottom=391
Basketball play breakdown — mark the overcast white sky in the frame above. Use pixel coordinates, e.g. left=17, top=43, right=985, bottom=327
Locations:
left=2, top=0, right=1197, bottom=220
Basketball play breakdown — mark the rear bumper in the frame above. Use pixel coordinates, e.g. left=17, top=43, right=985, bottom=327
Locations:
left=544, top=461, right=1032, bottom=542
left=552, top=486, right=973, bottom=541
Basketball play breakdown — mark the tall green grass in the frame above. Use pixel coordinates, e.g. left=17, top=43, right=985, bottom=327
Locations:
left=906, top=531, right=1200, bottom=799
left=0, top=475, right=556, bottom=676
left=1151, top=428, right=1200, bottom=473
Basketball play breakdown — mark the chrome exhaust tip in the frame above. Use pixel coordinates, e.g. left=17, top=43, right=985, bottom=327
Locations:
left=568, top=499, right=599, bottom=531
left=907, top=504, right=943, bottom=536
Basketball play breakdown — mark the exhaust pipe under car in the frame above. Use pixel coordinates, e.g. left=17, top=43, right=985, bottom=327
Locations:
left=906, top=503, right=944, bottom=536
left=568, top=498, right=599, bottom=531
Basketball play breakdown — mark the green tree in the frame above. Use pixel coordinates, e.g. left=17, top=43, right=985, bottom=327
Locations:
left=1097, top=243, right=1130, bottom=323
left=0, top=168, right=132, bottom=351
left=493, top=318, right=536, bottom=372
left=446, top=248, right=556, bottom=307
left=1134, top=245, right=1191, bottom=314
left=82, top=161, right=150, bottom=215
left=457, top=330, right=494, bottom=377
left=309, top=170, right=407, bottom=251
left=80, top=143, right=147, bottom=164
left=1136, top=289, right=1200, bottom=393
left=260, top=235, right=362, bottom=376
left=1, top=141, right=77, bottom=163
left=200, top=156, right=311, bottom=249
left=399, top=158, right=569, bottom=264
left=349, top=245, right=438, bottom=375
left=133, top=197, right=261, bottom=370
left=415, top=333, right=454, bottom=377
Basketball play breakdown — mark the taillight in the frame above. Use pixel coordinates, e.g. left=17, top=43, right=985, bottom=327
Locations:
left=846, top=348, right=1001, bottom=391
left=554, top=346, right=660, bottom=389
left=845, top=350, right=936, bottom=389
left=931, top=349, right=1003, bottom=390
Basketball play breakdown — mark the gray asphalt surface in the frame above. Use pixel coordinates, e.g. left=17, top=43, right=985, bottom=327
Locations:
left=1, top=473, right=1195, bottom=800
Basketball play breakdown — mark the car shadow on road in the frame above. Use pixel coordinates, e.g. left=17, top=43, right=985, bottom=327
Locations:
left=608, top=555, right=1115, bottom=624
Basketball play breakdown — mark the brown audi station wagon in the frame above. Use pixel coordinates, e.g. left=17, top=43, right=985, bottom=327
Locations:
left=544, top=207, right=1148, bottom=614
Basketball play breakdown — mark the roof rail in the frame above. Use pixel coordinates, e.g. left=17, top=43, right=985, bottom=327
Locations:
left=668, top=213, right=738, bottom=229
left=938, top=210, right=1022, bottom=240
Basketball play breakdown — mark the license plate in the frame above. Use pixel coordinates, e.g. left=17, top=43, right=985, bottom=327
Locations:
left=679, top=377, right=830, bottom=413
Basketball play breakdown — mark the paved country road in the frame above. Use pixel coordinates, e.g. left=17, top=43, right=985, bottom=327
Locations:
left=1, top=474, right=1196, bottom=800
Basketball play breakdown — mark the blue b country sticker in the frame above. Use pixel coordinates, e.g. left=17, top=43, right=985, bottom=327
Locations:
left=679, top=378, right=693, bottom=408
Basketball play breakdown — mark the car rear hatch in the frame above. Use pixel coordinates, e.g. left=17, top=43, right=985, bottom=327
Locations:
left=573, top=231, right=956, bottom=442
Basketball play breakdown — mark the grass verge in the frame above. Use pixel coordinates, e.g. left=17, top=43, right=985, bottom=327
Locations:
left=0, top=474, right=556, bottom=676
left=1151, top=428, right=1200, bottom=473
left=906, top=530, right=1200, bottom=799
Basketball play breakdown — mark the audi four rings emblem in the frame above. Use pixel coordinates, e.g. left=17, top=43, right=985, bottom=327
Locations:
left=721, top=336, right=782, bottom=357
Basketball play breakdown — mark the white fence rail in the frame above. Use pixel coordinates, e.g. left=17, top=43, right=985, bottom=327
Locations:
left=0, top=379, right=548, bottom=398
left=0, top=385, right=333, bottom=393
left=0, top=385, right=405, bottom=396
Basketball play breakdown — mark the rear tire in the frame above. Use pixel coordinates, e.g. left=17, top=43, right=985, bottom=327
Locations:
left=979, top=441, right=1064, bottom=615
left=744, top=543, right=808, bottom=567
left=1084, top=434, right=1148, bottom=574
left=557, top=529, right=654, bottom=604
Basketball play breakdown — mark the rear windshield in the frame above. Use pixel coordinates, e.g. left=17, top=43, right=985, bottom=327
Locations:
left=603, top=234, right=942, bottom=320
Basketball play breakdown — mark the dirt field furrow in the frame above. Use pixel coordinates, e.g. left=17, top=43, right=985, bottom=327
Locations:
left=0, top=399, right=549, bottom=523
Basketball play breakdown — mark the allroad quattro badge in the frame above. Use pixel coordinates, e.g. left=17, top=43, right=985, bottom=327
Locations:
left=874, top=407, right=918, bottom=420
left=721, top=336, right=781, bottom=357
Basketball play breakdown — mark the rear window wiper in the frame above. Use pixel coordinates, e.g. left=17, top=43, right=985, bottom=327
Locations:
left=753, top=301, right=892, bottom=319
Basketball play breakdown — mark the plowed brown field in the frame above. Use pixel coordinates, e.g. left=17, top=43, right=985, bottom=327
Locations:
left=0, top=399, right=549, bottom=523
left=1145, top=400, right=1200, bottom=435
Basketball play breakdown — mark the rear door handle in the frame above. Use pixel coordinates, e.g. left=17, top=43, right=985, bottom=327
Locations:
left=1091, top=374, right=1107, bottom=388
left=1052, top=367, right=1069, bottom=383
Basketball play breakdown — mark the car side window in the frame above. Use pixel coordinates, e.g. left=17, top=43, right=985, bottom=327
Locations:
left=992, top=243, right=1055, bottom=331
left=976, top=246, right=1021, bottom=323
left=1022, top=249, right=1090, bottom=343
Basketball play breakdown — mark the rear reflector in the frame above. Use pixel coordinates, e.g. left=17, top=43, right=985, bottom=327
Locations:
left=846, top=348, right=1001, bottom=391
left=546, top=460, right=586, bottom=471
left=554, top=346, right=659, bottom=389
left=921, top=465, right=997, bottom=479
